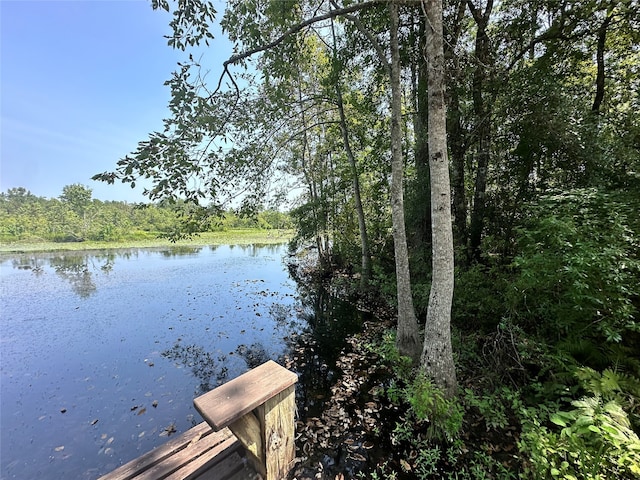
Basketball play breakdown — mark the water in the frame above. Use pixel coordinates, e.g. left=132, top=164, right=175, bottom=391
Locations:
left=0, top=244, right=307, bottom=479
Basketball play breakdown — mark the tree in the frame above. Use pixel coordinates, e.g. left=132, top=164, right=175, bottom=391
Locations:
left=59, top=184, right=93, bottom=218
left=388, top=1, right=422, bottom=362
left=59, top=184, right=94, bottom=240
left=330, top=17, right=372, bottom=288
left=420, top=0, right=457, bottom=396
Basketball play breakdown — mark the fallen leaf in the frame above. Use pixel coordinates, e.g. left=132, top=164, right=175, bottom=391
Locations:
left=349, top=453, right=366, bottom=462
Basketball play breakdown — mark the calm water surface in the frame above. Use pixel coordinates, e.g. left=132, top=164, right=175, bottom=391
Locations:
left=0, top=244, right=306, bottom=479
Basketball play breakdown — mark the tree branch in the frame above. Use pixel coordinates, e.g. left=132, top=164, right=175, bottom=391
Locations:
left=222, top=1, right=383, bottom=69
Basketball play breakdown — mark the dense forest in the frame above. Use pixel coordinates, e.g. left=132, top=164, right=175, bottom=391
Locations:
left=35, top=0, right=640, bottom=478
left=0, top=185, right=292, bottom=243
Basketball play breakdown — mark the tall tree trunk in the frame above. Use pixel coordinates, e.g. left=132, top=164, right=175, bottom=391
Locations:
left=448, top=85, right=468, bottom=252
left=467, top=0, right=493, bottom=263
left=297, top=75, right=328, bottom=268
left=336, top=84, right=372, bottom=287
left=390, top=1, right=422, bottom=363
left=410, top=17, right=431, bottom=251
left=586, top=13, right=612, bottom=184
left=420, top=0, right=457, bottom=397
left=591, top=14, right=612, bottom=115
left=445, top=0, right=470, bottom=257
left=331, top=19, right=372, bottom=288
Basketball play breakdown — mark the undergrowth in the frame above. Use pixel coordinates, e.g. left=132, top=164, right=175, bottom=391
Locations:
left=365, top=328, right=640, bottom=480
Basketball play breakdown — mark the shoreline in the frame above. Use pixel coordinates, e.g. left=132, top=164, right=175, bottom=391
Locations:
left=0, top=229, right=294, bottom=254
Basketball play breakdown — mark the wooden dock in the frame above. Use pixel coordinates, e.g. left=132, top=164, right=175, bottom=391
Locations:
left=99, top=361, right=297, bottom=480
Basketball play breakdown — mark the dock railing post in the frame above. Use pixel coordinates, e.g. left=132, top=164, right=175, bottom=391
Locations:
left=194, top=360, right=298, bottom=480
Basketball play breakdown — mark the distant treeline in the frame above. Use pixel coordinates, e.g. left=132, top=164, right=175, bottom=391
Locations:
left=0, top=185, right=292, bottom=243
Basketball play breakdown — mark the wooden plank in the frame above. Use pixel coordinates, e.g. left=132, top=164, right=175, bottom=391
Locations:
left=99, top=423, right=216, bottom=480
left=190, top=451, right=246, bottom=480
left=134, top=430, right=239, bottom=480
left=226, top=465, right=262, bottom=480
left=163, top=435, right=242, bottom=480
left=194, top=361, right=298, bottom=430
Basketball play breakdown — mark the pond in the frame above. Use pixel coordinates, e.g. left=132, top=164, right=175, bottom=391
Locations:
left=0, top=244, right=363, bottom=479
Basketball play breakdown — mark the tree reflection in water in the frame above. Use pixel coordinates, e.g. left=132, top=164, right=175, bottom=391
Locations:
left=161, top=342, right=229, bottom=395
left=11, top=257, right=45, bottom=275
left=158, top=246, right=203, bottom=257
left=235, top=342, right=270, bottom=369
left=49, top=255, right=97, bottom=298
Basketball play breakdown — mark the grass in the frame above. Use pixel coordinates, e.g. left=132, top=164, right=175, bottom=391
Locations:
left=0, top=229, right=295, bottom=254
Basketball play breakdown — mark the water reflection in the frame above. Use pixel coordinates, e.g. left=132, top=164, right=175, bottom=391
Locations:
left=161, top=342, right=229, bottom=394
left=231, top=243, right=284, bottom=257
left=0, top=244, right=366, bottom=480
left=235, top=342, right=271, bottom=369
left=158, top=246, right=204, bottom=257
left=49, top=255, right=97, bottom=297
left=2, top=245, right=252, bottom=297
left=299, top=285, right=364, bottom=364
left=11, top=256, right=45, bottom=275
left=292, top=284, right=366, bottom=418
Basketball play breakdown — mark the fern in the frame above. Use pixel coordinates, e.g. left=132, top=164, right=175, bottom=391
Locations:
left=575, top=366, right=640, bottom=427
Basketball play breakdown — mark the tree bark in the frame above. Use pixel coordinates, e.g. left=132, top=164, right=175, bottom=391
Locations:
left=331, top=19, right=372, bottom=288
left=390, top=1, right=422, bottom=363
left=410, top=15, right=431, bottom=251
left=467, top=0, right=493, bottom=264
left=445, top=0, right=469, bottom=256
left=448, top=85, right=468, bottom=252
left=420, top=0, right=457, bottom=397
left=592, top=14, right=612, bottom=114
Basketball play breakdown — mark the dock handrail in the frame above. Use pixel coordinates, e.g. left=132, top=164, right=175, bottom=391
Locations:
left=194, top=360, right=298, bottom=480
left=98, top=361, right=298, bottom=480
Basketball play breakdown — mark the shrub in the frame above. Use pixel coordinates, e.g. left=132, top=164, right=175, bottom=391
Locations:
left=519, top=396, right=640, bottom=479
left=509, top=188, right=640, bottom=344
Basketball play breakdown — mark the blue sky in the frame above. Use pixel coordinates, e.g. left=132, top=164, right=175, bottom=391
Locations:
left=1, top=0, right=231, bottom=202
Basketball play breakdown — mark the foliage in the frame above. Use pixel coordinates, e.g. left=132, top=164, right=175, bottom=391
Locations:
left=574, top=366, right=640, bottom=428
left=392, top=374, right=465, bottom=443
left=509, top=188, right=640, bottom=344
left=519, top=396, right=640, bottom=479
left=0, top=186, right=292, bottom=244
left=463, top=387, right=519, bottom=432
left=372, top=330, right=463, bottom=443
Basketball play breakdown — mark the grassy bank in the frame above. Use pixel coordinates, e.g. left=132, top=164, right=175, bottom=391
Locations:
left=0, top=229, right=295, bottom=254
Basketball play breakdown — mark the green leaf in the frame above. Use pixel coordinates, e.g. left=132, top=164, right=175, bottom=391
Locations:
left=550, top=414, right=568, bottom=427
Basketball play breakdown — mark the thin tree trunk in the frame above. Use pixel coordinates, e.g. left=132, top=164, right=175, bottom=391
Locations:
left=467, top=0, right=493, bottom=263
left=390, top=1, right=421, bottom=363
left=410, top=19, right=432, bottom=251
left=296, top=74, right=327, bottom=268
left=445, top=0, right=469, bottom=257
left=420, top=0, right=457, bottom=397
left=592, top=14, right=612, bottom=114
left=448, top=85, right=468, bottom=252
left=331, top=19, right=372, bottom=288
left=336, top=86, right=372, bottom=287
